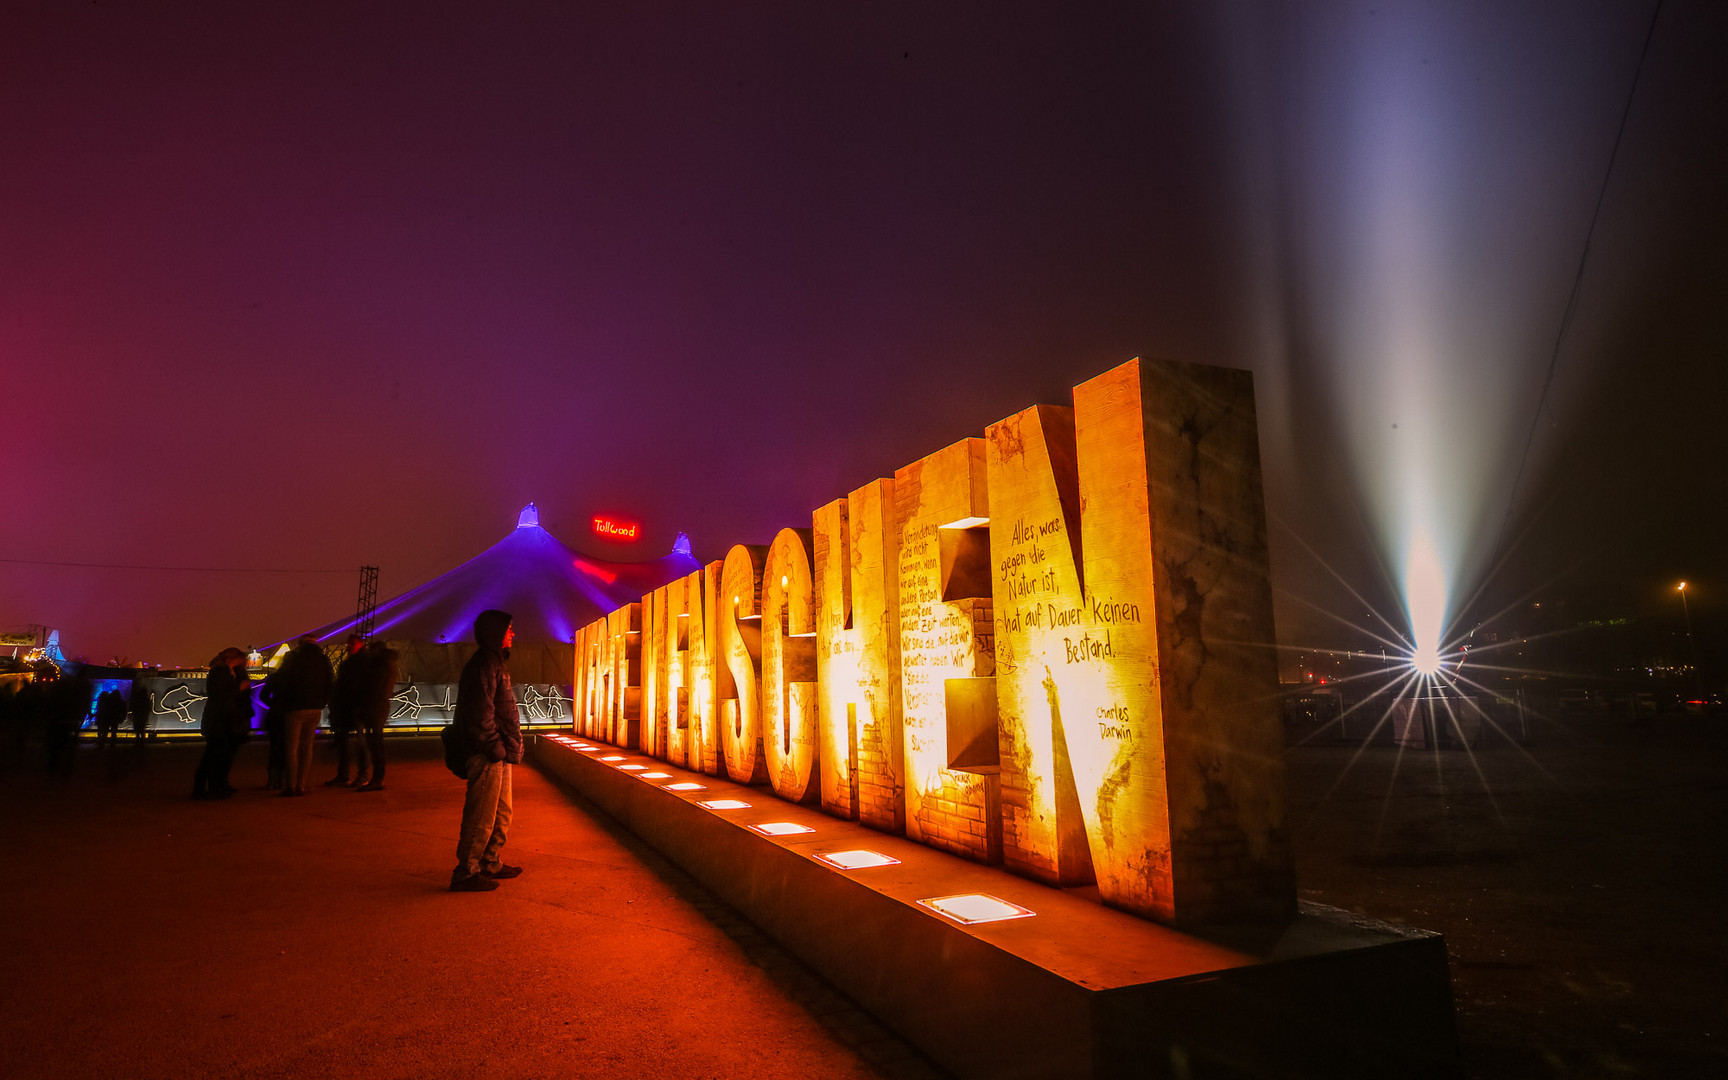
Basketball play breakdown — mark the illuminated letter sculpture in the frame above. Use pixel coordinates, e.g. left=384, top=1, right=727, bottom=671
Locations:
left=760, top=528, right=819, bottom=803
left=812, top=480, right=903, bottom=829
left=681, top=563, right=723, bottom=776
left=569, top=358, right=1294, bottom=927
left=893, top=438, right=1000, bottom=864
left=717, top=544, right=768, bottom=784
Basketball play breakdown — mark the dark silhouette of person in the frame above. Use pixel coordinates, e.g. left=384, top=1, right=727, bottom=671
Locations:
left=44, top=671, right=91, bottom=778
left=276, top=636, right=333, bottom=796
left=193, top=648, right=248, bottom=799
left=450, top=610, right=523, bottom=892
left=95, top=688, right=126, bottom=745
left=13, top=680, right=45, bottom=770
left=0, top=683, right=20, bottom=772
left=354, top=639, right=398, bottom=791
left=128, top=681, right=154, bottom=740
left=259, top=667, right=287, bottom=789
left=325, top=634, right=368, bottom=786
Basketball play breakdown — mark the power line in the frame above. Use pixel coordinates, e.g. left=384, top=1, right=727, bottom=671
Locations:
left=0, top=556, right=353, bottom=574
left=1501, top=0, right=1665, bottom=540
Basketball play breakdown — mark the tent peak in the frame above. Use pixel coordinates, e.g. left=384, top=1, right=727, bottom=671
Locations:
left=672, top=532, right=693, bottom=556
left=516, top=502, right=541, bottom=529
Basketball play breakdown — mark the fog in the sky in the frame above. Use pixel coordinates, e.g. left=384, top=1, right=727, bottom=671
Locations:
left=3, top=1, right=1722, bottom=665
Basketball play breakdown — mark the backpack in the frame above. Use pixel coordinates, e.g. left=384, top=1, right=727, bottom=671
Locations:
left=439, top=724, right=468, bottom=779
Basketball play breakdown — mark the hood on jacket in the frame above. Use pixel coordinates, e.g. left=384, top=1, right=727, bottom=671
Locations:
left=473, top=609, right=514, bottom=654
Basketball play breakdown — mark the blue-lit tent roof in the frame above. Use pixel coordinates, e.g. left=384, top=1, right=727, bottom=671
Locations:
left=291, top=504, right=700, bottom=653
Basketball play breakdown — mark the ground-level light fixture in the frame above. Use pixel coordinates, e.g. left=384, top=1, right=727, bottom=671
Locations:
left=697, top=798, right=749, bottom=810
left=816, top=849, right=901, bottom=870
left=599, top=755, right=626, bottom=762
left=666, top=782, right=705, bottom=791
left=641, top=771, right=672, bottom=779
left=916, top=893, right=1036, bottom=925
left=748, top=822, right=814, bottom=837
left=618, top=764, right=647, bottom=771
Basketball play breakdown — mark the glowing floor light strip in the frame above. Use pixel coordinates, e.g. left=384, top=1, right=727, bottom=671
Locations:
left=666, top=782, right=705, bottom=791
left=618, top=764, right=646, bottom=771
left=599, top=755, right=625, bottom=762
left=641, top=771, right=672, bottom=779
left=748, top=822, right=815, bottom=837
left=916, top=893, right=1036, bottom=925
left=816, top=849, right=901, bottom=870
left=697, top=799, right=750, bottom=810
left=576, top=746, right=598, bottom=752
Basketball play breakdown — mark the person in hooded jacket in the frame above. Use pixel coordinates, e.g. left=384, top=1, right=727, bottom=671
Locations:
left=449, top=609, right=523, bottom=892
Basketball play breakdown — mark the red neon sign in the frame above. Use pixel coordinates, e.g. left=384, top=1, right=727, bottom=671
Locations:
left=592, top=516, right=639, bottom=541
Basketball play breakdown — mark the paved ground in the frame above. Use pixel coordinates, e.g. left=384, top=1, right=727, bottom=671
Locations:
left=1288, top=708, right=1728, bottom=1079
left=0, top=737, right=946, bottom=1080
left=4, top=712, right=1722, bottom=1079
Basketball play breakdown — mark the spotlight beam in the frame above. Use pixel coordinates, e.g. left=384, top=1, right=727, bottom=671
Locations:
left=1273, top=516, right=1414, bottom=649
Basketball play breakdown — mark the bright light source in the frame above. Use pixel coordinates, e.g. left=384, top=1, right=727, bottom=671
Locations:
left=816, top=849, right=901, bottom=870
left=1410, top=646, right=1442, bottom=676
left=916, top=893, right=1036, bottom=925
left=599, top=755, right=625, bottom=762
left=641, top=771, right=671, bottom=779
left=577, top=746, right=598, bottom=752
left=697, top=799, right=750, bottom=810
left=1404, top=529, right=1447, bottom=677
left=666, top=782, right=705, bottom=791
left=618, top=764, right=646, bottom=771
left=748, top=822, right=815, bottom=837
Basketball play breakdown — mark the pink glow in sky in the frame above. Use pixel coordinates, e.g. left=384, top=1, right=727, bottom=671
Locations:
left=3, top=2, right=1724, bottom=665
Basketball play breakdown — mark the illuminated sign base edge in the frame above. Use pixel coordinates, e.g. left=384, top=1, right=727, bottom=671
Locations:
left=527, top=735, right=1457, bottom=1079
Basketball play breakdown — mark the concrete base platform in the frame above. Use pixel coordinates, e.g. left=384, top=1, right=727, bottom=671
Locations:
left=530, top=736, right=1460, bottom=1080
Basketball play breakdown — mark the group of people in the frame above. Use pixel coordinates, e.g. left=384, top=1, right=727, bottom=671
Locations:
left=192, top=609, right=524, bottom=895
left=192, top=632, right=400, bottom=798
left=0, top=672, right=151, bottom=776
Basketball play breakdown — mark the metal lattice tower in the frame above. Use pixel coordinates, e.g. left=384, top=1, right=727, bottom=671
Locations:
left=355, top=565, right=380, bottom=640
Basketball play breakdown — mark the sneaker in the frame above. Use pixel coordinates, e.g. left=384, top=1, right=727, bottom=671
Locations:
left=323, top=776, right=349, bottom=787
left=450, top=873, right=499, bottom=893
left=481, top=864, right=522, bottom=880
left=356, top=781, right=385, bottom=792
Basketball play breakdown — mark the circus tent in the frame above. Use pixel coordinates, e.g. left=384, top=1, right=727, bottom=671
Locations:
left=278, top=503, right=699, bottom=685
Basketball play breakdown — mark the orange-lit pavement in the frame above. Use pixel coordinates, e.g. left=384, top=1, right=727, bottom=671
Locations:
left=0, top=738, right=944, bottom=1080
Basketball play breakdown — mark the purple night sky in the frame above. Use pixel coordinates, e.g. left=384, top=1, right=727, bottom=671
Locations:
left=3, top=1, right=1724, bottom=667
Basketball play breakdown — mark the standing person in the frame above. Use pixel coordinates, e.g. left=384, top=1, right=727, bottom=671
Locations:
left=449, top=610, right=523, bottom=892
left=128, top=681, right=154, bottom=740
left=324, top=634, right=368, bottom=787
left=259, top=668, right=287, bottom=789
left=45, top=672, right=91, bottom=778
left=276, top=636, right=333, bottom=796
left=192, top=648, right=247, bottom=799
left=354, top=639, right=398, bottom=792
left=95, top=688, right=126, bottom=746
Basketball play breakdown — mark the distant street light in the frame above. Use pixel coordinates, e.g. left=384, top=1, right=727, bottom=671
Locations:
left=1678, top=582, right=1700, bottom=695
